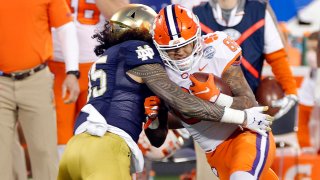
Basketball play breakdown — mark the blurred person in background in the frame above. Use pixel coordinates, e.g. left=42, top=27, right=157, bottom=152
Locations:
left=297, top=31, right=320, bottom=153
left=0, top=0, right=79, bottom=179
left=50, top=0, right=129, bottom=159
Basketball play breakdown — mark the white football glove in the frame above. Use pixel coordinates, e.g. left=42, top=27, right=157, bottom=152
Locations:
left=315, top=68, right=320, bottom=105
left=271, top=94, right=298, bottom=119
left=243, top=106, right=274, bottom=137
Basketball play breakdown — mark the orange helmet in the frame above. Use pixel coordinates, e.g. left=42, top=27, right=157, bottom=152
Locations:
left=152, top=4, right=203, bottom=73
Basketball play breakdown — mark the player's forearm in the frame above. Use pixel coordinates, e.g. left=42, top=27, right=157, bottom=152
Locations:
left=145, top=119, right=168, bottom=147
left=222, top=66, right=257, bottom=109
left=129, top=64, right=225, bottom=122
left=145, top=105, right=168, bottom=147
left=146, top=72, right=226, bottom=122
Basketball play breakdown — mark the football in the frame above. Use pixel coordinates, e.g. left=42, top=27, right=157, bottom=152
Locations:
left=255, top=76, right=285, bottom=116
left=191, top=72, right=232, bottom=96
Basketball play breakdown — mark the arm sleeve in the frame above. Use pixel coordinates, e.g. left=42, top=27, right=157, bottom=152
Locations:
left=119, top=41, right=163, bottom=70
left=265, top=49, right=297, bottom=95
left=55, top=22, right=79, bottom=71
left=49, top=0, right=73, bottom=27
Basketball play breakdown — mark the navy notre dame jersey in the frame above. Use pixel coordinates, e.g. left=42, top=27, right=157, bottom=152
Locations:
left=74, top=40, right=163, bottom=142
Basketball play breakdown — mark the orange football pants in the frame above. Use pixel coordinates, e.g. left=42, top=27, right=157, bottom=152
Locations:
left=48, top=61, right=93, bottom=145
left=297, top=104, right=313, bottom=147
left=206, top=129, right=277, bottom=180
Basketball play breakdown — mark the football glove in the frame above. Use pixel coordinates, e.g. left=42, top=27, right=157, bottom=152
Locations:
left=189, top=73, right=220, bottom=102
left=144, top=96, right=161, bottom=129
left=243, top=106, right=274, bottom=137
left=271, top=94, right=298, bottom=119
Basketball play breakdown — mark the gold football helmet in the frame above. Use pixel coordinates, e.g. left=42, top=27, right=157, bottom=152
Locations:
left=110, top=4, right=157, bottom=33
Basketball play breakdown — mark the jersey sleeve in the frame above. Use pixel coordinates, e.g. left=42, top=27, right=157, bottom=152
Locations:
left=49, top=0, right=73, bottom=28
left=263, top=9, right=284, bottom=54
left=203, top=31, right=242, bottom=75
left=120, top=41, right=163, bottom=70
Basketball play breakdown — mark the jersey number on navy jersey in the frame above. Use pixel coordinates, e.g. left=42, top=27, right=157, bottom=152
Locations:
left=87, top=56, right=107, bottom=101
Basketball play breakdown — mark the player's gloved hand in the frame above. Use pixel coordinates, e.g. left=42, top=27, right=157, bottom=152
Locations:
left=243, top=106, right=274, bottom=137
left=315, top=68, right=320, bottom=105
left=144, top=96, right=161, bottom=129
left=271, top=94, right=298, bottom=119
left=189, top=73, right=220, bottom=102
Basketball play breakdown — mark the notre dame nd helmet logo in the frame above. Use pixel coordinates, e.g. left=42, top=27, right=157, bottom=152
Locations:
left=136, top=45, right=155, bottom=61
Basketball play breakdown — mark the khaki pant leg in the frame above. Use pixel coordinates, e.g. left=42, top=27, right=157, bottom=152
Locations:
left=12, top=128, right=28, bottom=180
left=0, top=76, right=18, bottom=180
left=17, top=67, right=58, bottom=180
left=194, top=141, right=219, bottom=180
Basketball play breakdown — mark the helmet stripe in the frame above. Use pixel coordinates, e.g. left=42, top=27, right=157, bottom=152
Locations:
left=164, top=6, right=174, bottom=40
left=171, top=5, right=181, bottom=38
left=164, top=5, right=180, bottom=40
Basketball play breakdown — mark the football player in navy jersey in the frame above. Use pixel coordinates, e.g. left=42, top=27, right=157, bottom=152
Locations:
left=57, top=4, right=272, bottom=180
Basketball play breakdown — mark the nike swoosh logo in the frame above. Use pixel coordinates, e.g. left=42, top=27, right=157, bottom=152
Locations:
left=199, top=64, right=208, bottom=71
left=194, top=87, right=210, bottom=95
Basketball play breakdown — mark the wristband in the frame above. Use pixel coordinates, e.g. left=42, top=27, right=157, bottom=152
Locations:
left=67, top=70, right=80, bottom=79
left=220, top=107, right=245, bottom=125
left=215, top=93, right=233, bottom=107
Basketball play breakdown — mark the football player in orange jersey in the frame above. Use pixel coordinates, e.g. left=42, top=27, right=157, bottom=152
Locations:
left=297, top=32, right=320, bottom=153
left=152, top=4, right=277, bottom=180
left=186, top=0, right=298, bottom=178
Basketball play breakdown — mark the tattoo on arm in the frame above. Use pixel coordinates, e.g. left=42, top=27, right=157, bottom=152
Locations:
left=222, top=65, right=258, bottom=109
left=128, top=63, right=225, bottom=122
